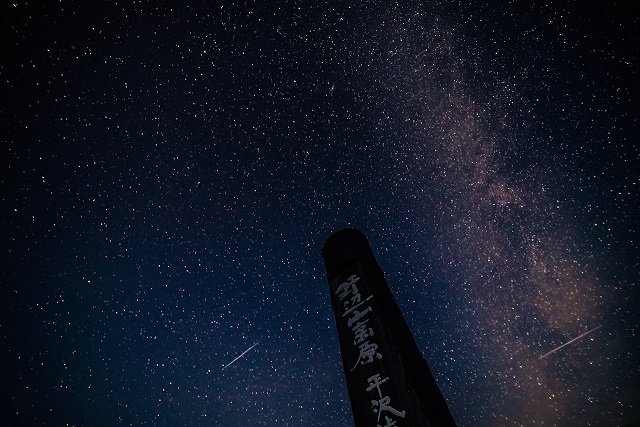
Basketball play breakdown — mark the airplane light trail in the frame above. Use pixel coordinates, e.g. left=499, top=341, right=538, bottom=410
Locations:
left=539, top=325, right=602, bottom=360
left=222, top=341, right=260, bottom=370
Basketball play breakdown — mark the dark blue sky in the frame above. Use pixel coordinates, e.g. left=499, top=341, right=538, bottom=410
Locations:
left=2, top=1, right=639, bottom=426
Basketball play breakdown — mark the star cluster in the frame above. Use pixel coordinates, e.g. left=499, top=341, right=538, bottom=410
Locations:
left=2, top=1, right=638, bottom=426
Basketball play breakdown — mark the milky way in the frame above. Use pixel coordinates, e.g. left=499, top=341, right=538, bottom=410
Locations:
left=2, top=2, right=638, bottom=426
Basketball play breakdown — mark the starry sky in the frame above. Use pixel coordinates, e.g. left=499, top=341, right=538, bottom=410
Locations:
left=2, top=1, right=639, bottom=426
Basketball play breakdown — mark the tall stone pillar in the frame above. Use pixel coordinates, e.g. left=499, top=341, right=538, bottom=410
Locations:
left=322, top=228, right=457, bottom=427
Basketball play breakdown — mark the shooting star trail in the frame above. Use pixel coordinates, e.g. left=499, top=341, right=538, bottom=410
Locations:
left=222, top=341, right=260, bottom=370
left=539, top=325, right=602, bottom=360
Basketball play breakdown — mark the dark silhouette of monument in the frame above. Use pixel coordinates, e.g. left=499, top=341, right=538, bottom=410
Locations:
left=322, top=228, right=457, bottom=427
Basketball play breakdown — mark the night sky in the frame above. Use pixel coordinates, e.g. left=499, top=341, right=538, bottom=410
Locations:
left=2, top=1, right=639, bottom=426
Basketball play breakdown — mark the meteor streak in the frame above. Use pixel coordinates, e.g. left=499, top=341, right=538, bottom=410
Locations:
left=222, top=341, right=260, bottom=370
left=539, top=325, right=602, bottom=360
